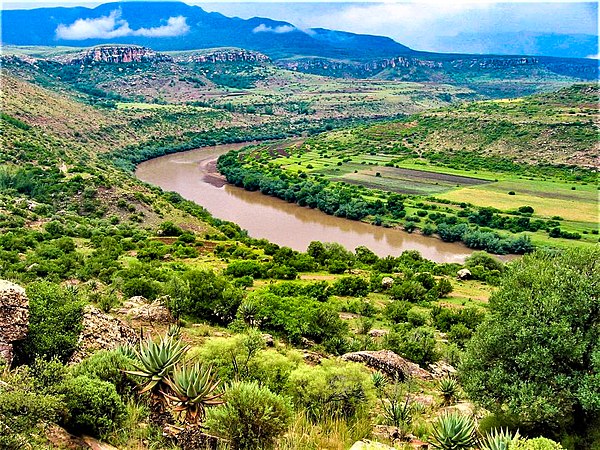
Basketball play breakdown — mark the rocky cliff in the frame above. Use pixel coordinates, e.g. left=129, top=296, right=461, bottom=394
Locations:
left=63, top=45, right=172, bottom=65
left=176, top=49, right=270, bottom=64
left=0, top=280, right=29, bottom=365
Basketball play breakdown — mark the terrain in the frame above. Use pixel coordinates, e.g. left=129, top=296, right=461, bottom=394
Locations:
left=218, top=84, right=599, bottom=254
left=0, top=13, right=598, bottom=449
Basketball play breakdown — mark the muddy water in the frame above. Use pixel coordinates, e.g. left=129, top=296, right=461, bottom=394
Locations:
left=135, top=143, right=474, bottom=263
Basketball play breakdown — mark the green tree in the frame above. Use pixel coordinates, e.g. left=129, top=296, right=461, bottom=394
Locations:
left=460, top=248, right=600, bottom=443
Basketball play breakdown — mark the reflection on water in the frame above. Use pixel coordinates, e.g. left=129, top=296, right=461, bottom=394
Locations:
left=136, top=143, right=474, bottom=263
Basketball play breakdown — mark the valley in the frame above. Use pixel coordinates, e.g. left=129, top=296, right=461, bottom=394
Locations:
left=0, top=2, right=598, bottom=448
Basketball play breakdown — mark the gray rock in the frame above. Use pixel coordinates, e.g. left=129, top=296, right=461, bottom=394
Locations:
left=341, top=350, right=432, bottom=381
left=381, top=277, right=395, bottom=289
left=0, top=280, right=29, bottom=365
left=69, top=305, right=138, bottom=364
left=457, top=268, right=472, bottom=280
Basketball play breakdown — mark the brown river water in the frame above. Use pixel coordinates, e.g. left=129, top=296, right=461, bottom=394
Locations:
left=135, top=143, right=475, bottom=263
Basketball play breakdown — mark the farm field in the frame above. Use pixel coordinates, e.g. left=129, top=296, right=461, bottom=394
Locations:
left=220, top=84, right=599, bottom=253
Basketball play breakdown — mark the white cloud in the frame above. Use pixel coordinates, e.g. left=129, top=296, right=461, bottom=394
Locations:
left=55, top=9, right=189, bottom=40
left=252, top=23, right=296, bottom=34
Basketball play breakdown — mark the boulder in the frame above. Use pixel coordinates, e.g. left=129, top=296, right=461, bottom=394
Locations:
left=429, top=362, right=457, bottom=379
left=118, top=296, right=174, bottom=324
left=349, top=441, right=396, bottom=450
left=368, top=329, right=389, bottom=338
left=341, top=350, right=432, bottom=381
left=381, top=277, right=394, bottom=289
left=262, top=333, right=274, bottom=347
left=0, top=280, right=29, bottom=365
left=69, top=305, right=138, bottom=364
left=457, top=268, right=472, bottom=280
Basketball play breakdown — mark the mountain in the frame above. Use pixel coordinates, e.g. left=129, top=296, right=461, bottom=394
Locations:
left=0, top=1, right=412, bottom=60
left=434, top=32, right=599, bottom=59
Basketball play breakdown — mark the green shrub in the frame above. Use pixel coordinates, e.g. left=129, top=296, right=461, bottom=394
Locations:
left=332, top=275, right=370, bottom=297
left=429, top=412, right=477, bottom=450
left=71, top=350, right=136, bottom=396
left=59, top=375, right=127, bottom=437
left=17, top=282, right=85, bottom=363
left=287, top=359, right=374, bottom=420
left=384, top=325, right=438, bottom=367
left=0, top=390, right=66, bottom=448
left=511, top=437, right=564, bottom=450
left=206, top=381, right=292, bottom=450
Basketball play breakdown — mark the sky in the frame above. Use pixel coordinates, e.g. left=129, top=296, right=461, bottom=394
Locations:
left=2, top=1, right=598, bottom=52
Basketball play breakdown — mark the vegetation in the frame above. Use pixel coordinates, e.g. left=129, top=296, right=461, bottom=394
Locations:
left=0, top=43, right=597, bottom=450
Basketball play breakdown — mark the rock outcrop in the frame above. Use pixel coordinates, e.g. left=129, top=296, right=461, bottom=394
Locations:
left=64, top=45, right=172, bottom=65
left=0, top=280, right=29, bottom=365
left=118, top=296, right=174, bottom=324
left=341, top=350, right=432, bottom=381
left=177, top=49, right=270, bottom=64
left=69, top=305, right=138, bottom=364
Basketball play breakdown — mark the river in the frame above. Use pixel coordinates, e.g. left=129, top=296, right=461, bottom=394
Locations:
left=135, top=143, right=474, bottom=263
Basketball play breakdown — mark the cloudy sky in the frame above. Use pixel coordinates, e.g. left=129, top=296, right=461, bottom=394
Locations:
left=3, top=1, right=598, bottom=52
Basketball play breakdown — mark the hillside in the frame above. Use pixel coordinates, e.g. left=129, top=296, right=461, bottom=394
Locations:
left=0, top=41, right=599, bottom=450
left=217, top=84, right=599, bottom=253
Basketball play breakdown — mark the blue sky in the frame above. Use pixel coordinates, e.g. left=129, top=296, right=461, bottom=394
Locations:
left=3, top=1, right=598, bottom=53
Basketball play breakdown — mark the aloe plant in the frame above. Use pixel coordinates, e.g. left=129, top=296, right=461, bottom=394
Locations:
left=164, top=362, right=224, bottom=424
left=126, top=334, right=189, bottom=396
left=439, top=376, right=460, bottom=406
left=429, top=412, right=477, bottom=450
left=480, top=428, right=520, bottom=450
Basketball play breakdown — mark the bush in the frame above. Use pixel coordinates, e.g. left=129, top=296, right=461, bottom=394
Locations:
left=384, top=325, right=438, bottom=367
left=71, top=350, right=135, bottom=396
left=287, top=359, right=373, bottom=420
left=17, top=282, right=85, bottom=363
left=511, top=437, right=564, bottom=450
left=206, top=381, right=292, bottom=450
left=332, top=276, right=370, bottom=297
left=59, top=375, right=126, bottom=437
left=389, top=280, right=428, bottom=303
left=384, top=300, right=413, bottom=323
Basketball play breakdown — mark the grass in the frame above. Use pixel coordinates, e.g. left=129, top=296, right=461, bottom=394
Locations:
left=438, top=179, right=598, bottom=223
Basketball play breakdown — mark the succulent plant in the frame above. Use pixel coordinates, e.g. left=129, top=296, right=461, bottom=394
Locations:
left=439, top=376, right=460, bottom=406
left=429, top=412, right=477, bottom=450
left=480, top=428, right=520, bottom=450
left=126, top=334, right=189, bottom=396
left=164, top=362, right=223, bottom=424
left=371, top=371, right=388, bottom=391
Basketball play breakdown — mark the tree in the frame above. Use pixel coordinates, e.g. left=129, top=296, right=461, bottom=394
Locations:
left=460, top=248, right=600, bottom=444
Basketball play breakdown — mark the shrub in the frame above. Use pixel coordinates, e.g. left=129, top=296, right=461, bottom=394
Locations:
left=59, top=375, right=126, bottom=437
left=17, top=282, right=85, bottom=363
left=384, top=325, right=438, bottom=367
left=389, top=280, right=428, bottom=302
left=384, top=300, right=413, bottom=323
left=206, top=381, right=292, bottom=450
left=332, top=276, right=370, bottom=297
left=71, top=350, right=135, bottom=396
left=511, top=437, right=564, bottom=450
left=287, top=359, right=374, bottom=420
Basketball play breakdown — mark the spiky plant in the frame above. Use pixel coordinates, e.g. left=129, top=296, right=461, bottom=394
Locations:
left=438, top=376, right=460, bottom=406
left=126, top=335, right=189, bottom=396
left=429, top=412, right=477, bottom=450
left=479, top=428, right=520, bottom=450
left=126, top=335, right=189, bottom=426
left=371, top=371, right=388, bottom=392
left=167, top=324, right=182, bottom=340
left=164, top=362, right=224, bottom=425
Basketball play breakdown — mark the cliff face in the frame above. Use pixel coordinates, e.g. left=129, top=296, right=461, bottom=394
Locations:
left=177, top=49, right=270, bottom=64
left=279, top=56, right=539, bottom=75
left=65, top=46, right=172, bottom=65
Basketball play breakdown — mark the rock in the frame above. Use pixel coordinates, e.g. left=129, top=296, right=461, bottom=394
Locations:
left=0, top=280, right=29, bottom=365
left=262, top=333, right=274, bottom=347
left=428, top=362, right=457, bottom=379
left=82, top=435, right=119, bottom=450
left=69, top=305, right=138, bottom=364
left=341, top=350, right=432, bottom=381
left=368, top=329, right=389, bottom=338
left=176, top=426, right=223, bottom=450
left=381, top=277, right=395, bottom=289
left=118, top=296, right=174, bottom=324
left=457, top=268, right=472, bottom=280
